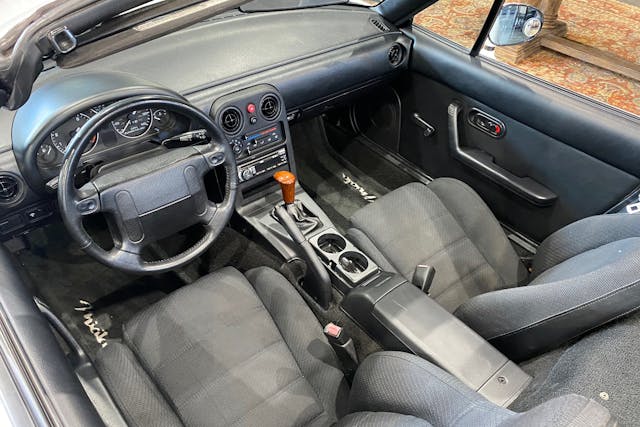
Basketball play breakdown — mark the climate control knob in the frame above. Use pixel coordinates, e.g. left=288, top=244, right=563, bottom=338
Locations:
left=231, top=140, right=244, bottom=156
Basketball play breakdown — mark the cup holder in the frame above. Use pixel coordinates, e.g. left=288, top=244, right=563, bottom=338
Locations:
left=339, top=251, right=369, bottom=274
left=317, top=233, right=346, bottom=254
left=309, top=227, right=379, bottom=285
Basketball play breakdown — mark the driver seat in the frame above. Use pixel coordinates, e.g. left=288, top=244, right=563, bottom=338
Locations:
left=95, top=266, right=613, bottom=426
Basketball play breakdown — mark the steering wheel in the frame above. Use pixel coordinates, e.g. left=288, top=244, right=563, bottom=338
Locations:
left=57, top=95, right=237, bottom=274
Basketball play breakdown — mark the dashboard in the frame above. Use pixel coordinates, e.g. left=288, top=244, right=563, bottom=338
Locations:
left=0, top=5, right=410, bottom=240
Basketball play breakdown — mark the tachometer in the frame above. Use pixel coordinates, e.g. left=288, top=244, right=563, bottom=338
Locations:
left=111, top=109, right=152, bottom=138
left=49, top=113, right=99, bottom=153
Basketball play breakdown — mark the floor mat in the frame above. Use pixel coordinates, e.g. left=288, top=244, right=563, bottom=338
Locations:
left=512, top=312, right=640, bottom=425
left=15, top=224, right=184, bottom=359
left=291, top=118, right=393, bottom=231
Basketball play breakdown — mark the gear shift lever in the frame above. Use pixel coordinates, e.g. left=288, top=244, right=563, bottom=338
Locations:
left=272, top=170, right=331, bottom=308
left=274, top=171, right=297, bottom=205
left=273, top=171, right=322, bottom=234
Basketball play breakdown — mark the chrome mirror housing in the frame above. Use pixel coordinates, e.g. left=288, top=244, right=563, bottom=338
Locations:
left=489, top=4, right=544, bottom=46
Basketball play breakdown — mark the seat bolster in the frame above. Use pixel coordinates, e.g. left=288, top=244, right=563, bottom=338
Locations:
left=95, top=342, right=183, bottom=427
left=503, top=395, right=615, bottom=427
left=245, top=267, right=349, bottom=420
left=345, top=227, right=398, bottom=273
left=428, top=178, right=527, bottom=285
left=533, top=213, right=640, bottom=278
left=348, top=352, right=613, bottom=427
left=337, top=412, right=432, bottom=426
left=347, top=351, right=512, bottom=426
left=455, top=238, right=640, bottom=361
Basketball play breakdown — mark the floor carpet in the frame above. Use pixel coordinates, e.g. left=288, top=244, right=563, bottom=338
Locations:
left=415, top=0, right=640, bottom=116
left=16, top=224, right=183, bottom=359
left=291, top=118, right=392, bottom=231
left=512, top=312, right=640, bottom=425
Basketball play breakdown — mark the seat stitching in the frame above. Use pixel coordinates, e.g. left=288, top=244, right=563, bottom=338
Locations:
left=351, top=186, right=451, bottom=272
left=97, top=351, right=182, bottom=427
left=150, top=304, right=267, bottom=373
left=122, top=327, right=191, bottom=426
left=228, top=376, right=315, bottom=427
left=431, top=261, right=493, bottom=300
left=430, top=180, right=512, bottom=285
left=488, top=277, right=640, bottom=340
left=244, top=273, right=332, bottom=423
left=174, top=338, right=284, bottom=409
left=420, top=234, right=467, bottom=265
left=350, top=226, right=398, bottom=273
left=370, top=353, right=479, bottom=405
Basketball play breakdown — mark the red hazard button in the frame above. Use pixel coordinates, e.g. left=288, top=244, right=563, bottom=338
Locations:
left=247, top=103, right=256, bottom=114
left=324, top=322, right=342, bottom=338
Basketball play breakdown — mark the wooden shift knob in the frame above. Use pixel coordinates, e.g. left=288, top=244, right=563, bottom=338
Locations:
left=273, top=171, right=296, bottom=204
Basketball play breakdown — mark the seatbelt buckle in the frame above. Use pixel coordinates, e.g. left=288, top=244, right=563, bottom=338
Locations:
left=626, top=201, right=640, bottom=214
left=324, top=322, right=358, bottom=368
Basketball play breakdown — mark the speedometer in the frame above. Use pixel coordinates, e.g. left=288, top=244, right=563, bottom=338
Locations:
left=111, top=109, right=152, bottom=138
left=49, top=113, right=99, bottom=154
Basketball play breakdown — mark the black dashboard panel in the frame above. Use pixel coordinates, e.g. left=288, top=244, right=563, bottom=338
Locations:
left=0, top=5, right=410, bottom=240
left=62, top=7, right=406, bottom=95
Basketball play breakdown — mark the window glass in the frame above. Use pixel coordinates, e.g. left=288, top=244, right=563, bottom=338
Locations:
left=414, top=0, right=494, bottom=50
left=481, top=0, right=640, bottom=116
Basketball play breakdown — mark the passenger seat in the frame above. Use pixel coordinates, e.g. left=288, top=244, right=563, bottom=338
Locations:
left=347, top=178, right=640, bottom=361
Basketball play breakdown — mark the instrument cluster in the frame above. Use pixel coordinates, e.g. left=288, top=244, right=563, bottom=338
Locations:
left=36, top=103, right=187, bottom=179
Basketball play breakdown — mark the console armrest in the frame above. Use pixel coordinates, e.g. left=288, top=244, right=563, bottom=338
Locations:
left=343, top=277, right=531, bottom=407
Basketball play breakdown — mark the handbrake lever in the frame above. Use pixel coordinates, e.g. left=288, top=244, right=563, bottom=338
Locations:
left=412, top=264, right=436, bottom=294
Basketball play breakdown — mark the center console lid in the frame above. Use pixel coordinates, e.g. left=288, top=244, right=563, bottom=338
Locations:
left=343, top=275, right=531, bottom=407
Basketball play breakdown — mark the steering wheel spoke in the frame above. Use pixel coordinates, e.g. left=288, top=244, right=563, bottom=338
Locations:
left=195, top=140, right=230, bottom=172
left=74, top=183, right=102, bottom=216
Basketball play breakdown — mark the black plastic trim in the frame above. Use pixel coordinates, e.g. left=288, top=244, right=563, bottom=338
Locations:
left=448, top=101, right=556, bottom=206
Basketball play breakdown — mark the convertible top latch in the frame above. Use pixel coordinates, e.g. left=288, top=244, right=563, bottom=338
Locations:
left=48, top=27, right=77, bottom=55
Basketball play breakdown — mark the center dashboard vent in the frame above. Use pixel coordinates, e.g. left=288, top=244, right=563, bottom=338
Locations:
left=260, top=95, right=280, bottom=121
left=0, top=174, right=22, bottom=204
left=220, top=107, right=243, bottom=135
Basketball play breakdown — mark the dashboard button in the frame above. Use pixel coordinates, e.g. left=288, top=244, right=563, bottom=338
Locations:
left=25, top=205, right=52, bottom=222
left=247, top=103, right=256, bottom=114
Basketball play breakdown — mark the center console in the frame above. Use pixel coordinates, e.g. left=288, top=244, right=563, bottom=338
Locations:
left=211, top=84, right=530, bottom=408
left=210, top=84, right=293, bottom=197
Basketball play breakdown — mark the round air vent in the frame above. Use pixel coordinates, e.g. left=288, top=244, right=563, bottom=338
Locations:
left=0, top=174, right=22, bottom=204
left=388, top=44, right=404, bottom=67
left=260, top=95, right=280, bottom=121
left=220, top=107, right=243, bottom=135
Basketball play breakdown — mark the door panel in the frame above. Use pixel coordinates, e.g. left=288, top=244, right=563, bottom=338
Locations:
left=390, top=30, right=640, bottom=241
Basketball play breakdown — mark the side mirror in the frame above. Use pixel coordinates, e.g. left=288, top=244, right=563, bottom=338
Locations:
left=488, top=4, right=544, bottom=46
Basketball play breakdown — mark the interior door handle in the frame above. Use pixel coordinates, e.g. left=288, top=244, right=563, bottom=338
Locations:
left=447, top=102, right=557, bottom=207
